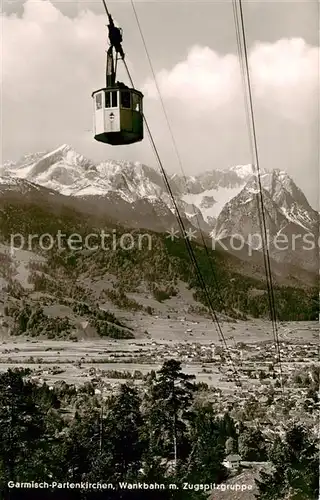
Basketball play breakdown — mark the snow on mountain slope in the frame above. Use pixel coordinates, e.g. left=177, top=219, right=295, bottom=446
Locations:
left=215, top=171, right=318, bottom=239
left=8, top=144, right=103, bottom=196
left=259, top=170, right=317, bottom=232
left=182, top=186, right=245, bottom=220
left=170, top=168, right=249, bottom=222
left=229, top=164, right=263, bottom=180
left=96, top=161, right=166, bottom=203
left=171, top=168, right=246, bottom=195
left=213, top=171, right=318, bottom=273
left=2, top=151, right=47, bottom=172
left=6, top=145, right=169, bottom=203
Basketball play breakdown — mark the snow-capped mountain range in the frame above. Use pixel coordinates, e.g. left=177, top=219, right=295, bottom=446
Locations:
left=1, top=144, right=318, bottom=274
left=1, top=144, right=258, bottom=220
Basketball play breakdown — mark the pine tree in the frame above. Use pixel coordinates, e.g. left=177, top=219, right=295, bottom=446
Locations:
left=145, top=360, right=196, bottom=471
left=184, top=402, right=228, bottom=485
left=256, top=424, right=319, bottom=499
left=101, top=384, right=145, bottom=481
left=0, top=370, right=47, bottom=492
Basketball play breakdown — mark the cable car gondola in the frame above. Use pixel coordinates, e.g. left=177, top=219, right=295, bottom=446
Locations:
left=92, top=12, right=144, bottom=146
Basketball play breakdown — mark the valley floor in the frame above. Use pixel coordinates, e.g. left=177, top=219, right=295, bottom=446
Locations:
left=0, top=319, right=317, bottom=392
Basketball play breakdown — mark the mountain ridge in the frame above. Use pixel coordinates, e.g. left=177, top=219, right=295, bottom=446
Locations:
left=3, top=144, right=252, bottom=202
left=2, top=144, right=318, bottom=277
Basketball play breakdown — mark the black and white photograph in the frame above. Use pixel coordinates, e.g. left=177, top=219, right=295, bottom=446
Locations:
left=0, top=0, right=319, bottom=498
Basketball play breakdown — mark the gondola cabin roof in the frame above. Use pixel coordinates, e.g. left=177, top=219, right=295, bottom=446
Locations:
left=92, top=84, right=143, bottom=98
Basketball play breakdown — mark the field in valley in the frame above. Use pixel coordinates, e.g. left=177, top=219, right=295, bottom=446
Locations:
left=0, top=318, right=317, bottom=390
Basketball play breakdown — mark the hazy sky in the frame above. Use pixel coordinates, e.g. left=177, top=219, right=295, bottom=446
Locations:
left=1, top=0, right=319, bottom=207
